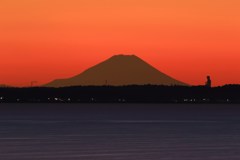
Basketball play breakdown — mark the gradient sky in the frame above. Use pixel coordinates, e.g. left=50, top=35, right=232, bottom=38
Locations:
left=0, top=0, right=240, bottom=86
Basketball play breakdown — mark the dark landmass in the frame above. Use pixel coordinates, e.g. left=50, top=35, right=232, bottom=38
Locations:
left=45, top=55, right=187, bottom=87
left=0, top=85, right=239, bottom=103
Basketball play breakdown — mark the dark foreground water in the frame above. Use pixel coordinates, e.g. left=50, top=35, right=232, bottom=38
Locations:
left=0, top=104, right=240, bottom=160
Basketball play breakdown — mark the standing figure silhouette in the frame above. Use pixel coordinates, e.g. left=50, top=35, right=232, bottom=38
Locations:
left=205, top=76, right=212, bottom=88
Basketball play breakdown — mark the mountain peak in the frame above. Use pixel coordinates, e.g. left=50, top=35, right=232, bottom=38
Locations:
left=111, top=54, right=136, bottom=57
left=109, top=54, right=139, bottom=60
left=106, top=54, right=145, bottom=64
left=45, top=54, right=187, bottom=87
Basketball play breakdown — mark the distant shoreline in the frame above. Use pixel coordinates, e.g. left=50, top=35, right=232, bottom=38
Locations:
left=0, top=85, right=239, bottom=104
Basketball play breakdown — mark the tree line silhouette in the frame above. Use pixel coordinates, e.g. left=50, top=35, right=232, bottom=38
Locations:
left=0, top=85, right=239, bottom=103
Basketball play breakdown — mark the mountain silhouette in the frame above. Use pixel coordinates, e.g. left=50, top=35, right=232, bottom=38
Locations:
left=45, top=55, right=187, bottom=87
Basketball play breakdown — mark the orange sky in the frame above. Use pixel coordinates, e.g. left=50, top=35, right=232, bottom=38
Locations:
left=0, top=0, right=240, bottom=86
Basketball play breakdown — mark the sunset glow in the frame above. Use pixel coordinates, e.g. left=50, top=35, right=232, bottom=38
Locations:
left=0, top=0, right=240, bottom=86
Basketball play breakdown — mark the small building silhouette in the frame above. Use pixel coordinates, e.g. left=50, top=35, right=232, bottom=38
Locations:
left=205, top=76, right=212, bottom=88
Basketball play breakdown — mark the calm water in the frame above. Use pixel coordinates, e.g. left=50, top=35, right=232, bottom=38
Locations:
left=0, top=104, right=240, bottom=160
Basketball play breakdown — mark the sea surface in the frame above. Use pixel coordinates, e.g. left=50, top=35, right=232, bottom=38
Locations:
left=0, top=103, right=240, bottom=160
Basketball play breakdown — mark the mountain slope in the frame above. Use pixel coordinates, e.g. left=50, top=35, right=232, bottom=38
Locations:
left=45, top=55, right=187, bottom=87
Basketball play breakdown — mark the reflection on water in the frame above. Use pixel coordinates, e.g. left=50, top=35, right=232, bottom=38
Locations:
left=0, top=104, right=240, bottom=160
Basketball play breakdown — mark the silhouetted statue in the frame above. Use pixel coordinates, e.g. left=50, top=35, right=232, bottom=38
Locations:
left=205, top=76, right=212, bottom=88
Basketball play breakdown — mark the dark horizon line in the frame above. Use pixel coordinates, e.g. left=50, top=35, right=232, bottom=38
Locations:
left=0, top=84, right=240, bottom=89
left=0, top=84, right=240, bottom=104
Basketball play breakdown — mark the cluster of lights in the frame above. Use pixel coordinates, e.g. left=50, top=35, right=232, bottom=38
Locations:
left=47, top=97, right=71, bottom=102
left=183, top=99, right=196, bottom=102
left=118, top=99, right=126, bottom=102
